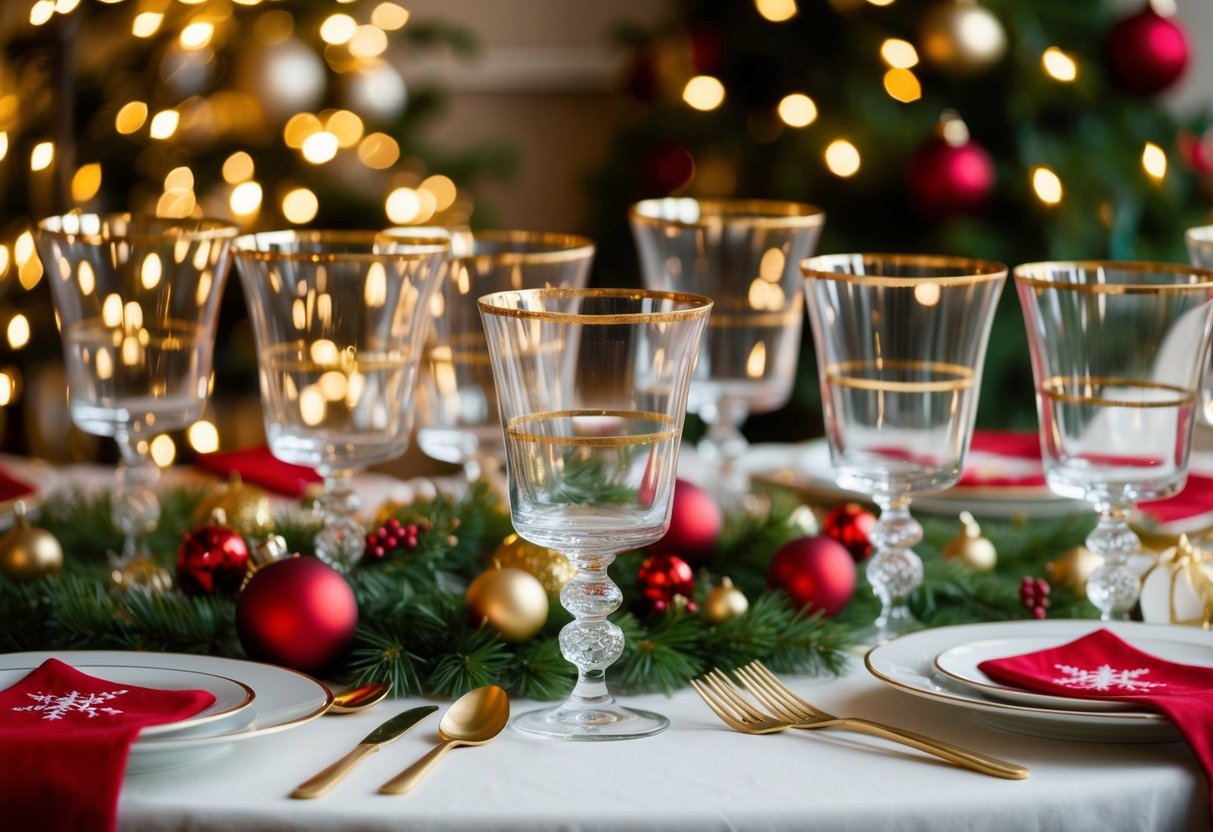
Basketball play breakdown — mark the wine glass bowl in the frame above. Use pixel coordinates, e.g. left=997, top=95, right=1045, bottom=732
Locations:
left=35, top=212, right=237, bottom=566
left=1185, top=225, right=1213, bottom=424
left=802, top=254, right=1007, bottom=642
left=1014, top=260, right=1213, bottom=620
left=233, top=230, right=448, bottom=572
left=629, top=198, right=825, bottom=502
left=479, top=288, right=712, bottom=740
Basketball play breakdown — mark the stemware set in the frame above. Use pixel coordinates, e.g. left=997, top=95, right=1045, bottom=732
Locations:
left=32, top=203, right=1213, bottom=742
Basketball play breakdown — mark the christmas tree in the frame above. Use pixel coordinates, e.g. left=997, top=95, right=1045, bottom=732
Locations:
left=588, top=0, right=1212, bottom=433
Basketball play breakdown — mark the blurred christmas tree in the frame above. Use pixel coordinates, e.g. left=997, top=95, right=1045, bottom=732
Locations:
left=588, top=0, right=1213, bottom=433
left=0, top=0, right=515, bottom=461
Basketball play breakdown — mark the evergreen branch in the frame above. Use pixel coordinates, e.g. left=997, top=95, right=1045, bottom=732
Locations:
left=425, top=626, right=514, bottom=698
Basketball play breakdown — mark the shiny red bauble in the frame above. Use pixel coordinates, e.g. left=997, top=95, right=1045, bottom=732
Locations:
left=655, top=479, right=723, bottom=562
left=175, top=524, right=250, bottom=596
left=1107, top=6, right=1189, bottom=96
left=907, top=133, right=995, bottom=218
left=236, top=557, right=358, bottom=674
left=766, top=536, right=856, bottom=618
left=822, top=503, right=876, bottom=562
left=637, top=552, right=697, bottom=613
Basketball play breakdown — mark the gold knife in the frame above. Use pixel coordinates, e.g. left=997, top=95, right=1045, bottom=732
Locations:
left=290, top=705, right=438, bottom=799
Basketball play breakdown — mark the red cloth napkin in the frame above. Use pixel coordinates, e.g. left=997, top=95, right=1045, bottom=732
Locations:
left=0, top=464, right=36, bottom=502
left=0, top=658, right=215, bottom=832
left=196, top=446, right=322, bottom=497
left=979, top=628, right=1213, bottom=822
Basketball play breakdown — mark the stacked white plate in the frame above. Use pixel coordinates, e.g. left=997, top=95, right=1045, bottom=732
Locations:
left=864, top=620, right=1213, bottom=742
left=0, top=651, right=333, bottom=772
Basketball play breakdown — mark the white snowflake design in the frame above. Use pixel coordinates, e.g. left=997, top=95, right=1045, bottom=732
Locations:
left=1051, top=663, right=1165, bottom=693
left=12, top=689, right=129, bottom=721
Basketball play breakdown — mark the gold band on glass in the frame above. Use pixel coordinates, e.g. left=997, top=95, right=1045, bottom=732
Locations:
left=37, top=213, right=238, bottom=245
left=478, top=287, right=713, bottom=325
left=1014, top=261, right=1213, bottom=293
left=507, top=409, right=678, bottom=447
left=629, top=198, right=825, bottom=229
left=1042, top=376, right=1196, bottom=409
left=233, top=230, right=450, bottom=262
left=825, top=359, right=976, bottom=393
left=802, top=254, right=1007, bottom=287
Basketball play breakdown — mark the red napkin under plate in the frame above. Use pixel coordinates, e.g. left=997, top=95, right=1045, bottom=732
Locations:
left=0, top=658, right=215, bottom=832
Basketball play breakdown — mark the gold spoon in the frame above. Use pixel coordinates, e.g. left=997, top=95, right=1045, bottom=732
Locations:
left=328, top=681, right=391, bottom=714
left=378, top=685, right=510, bottom=795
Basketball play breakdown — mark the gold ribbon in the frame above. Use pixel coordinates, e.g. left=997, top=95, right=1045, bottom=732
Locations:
left=1142, top=535, right=1213, bottom=629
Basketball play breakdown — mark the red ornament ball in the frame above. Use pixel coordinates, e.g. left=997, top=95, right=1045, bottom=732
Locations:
left=767, top=536, right=856, bottom=618
left=655, top=479, right=723, bottom=562
left=1107, top=6, right=1189, bottom=96
left=642, top=140, right=695, bottom=194
left=176, top=524, right=250, bottom=596
left=637, top=552, right=697, bottom=613
left=907, top=131, right=995, bottom=218
left=822, top=503, right=876, bottom=562
left=236, top=557, right=358, bottom=674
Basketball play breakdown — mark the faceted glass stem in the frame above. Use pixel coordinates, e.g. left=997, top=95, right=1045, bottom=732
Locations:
left=513, top=551, right=667, bottom=740
left=112, top=432, right=160, bottom=564
left=865, top=494, right=924, bottom=643
left=314, top=470, right=364, bottom=573
left=696, top=396, right=750, bottom=503
left=1084, top=503, right=1142, bottom=621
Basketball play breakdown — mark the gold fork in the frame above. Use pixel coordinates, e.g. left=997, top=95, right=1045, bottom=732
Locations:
left=696, top=668, right=1027, bottom=780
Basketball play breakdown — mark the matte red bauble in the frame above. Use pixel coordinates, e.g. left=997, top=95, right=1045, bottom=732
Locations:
left=822, top=503, right=876, bottom=562
left=767, top=536, right=856, bottom=618
left=655, top=479, right=723, bottom=562
left=642, top=141, right=695, bottom=193
left=236, top=557, right=358, bottom=674
left=176, top=524, right=250, bottom=596
left=907, top=117, right=994, bottom=218
left=1107, top=5, right=1189, bottom=96
left=637, top=552, right=697, bottom=613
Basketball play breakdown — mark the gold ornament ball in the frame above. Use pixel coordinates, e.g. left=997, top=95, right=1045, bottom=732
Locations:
left=191, top=476, right=273, bottom=537
left=465, top=562, right=549, bottom=643
left=919, top=0, right=1007, bottom=76
left=112, top=556, right=173, bottom=595
left=941, top=511, right=997, bottom=572
left=1046, top=545, right=1101, bottom=594
left=702, top=577, right=749, bottom=624
left=0, top=508, right=63, bottom=582
left=492, top=534, right=576, bottom=598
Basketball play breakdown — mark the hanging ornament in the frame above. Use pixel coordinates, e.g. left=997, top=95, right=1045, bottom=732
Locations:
left=821, top=502, right=876, bottom=561
left=654, top=480, right=723, bottom=563
left=919, top=0, right=1007, bottom=77
left=637, top=553, right=698, bottom=613
left=112, top=557, right=173, bottom=596
left=341, top=63, right=408, bottom=123
left=239, top=37, right=326, bottom=121
left=702, top=576, right=749, bottom=624
left=0, top=502, right=63, bottom=582
left=176, top=510, right=251, bottom=596
left=907, top=111, right=995, bottom=218
left=766, top=536, right=856, bottom=618
left=1178, top=127, right=1213, bottom=177
left=1107, top=1, right=1190, bottom=96
left=1019, top=576, right=1051, bottom=620
left=1046, top=545, right=1101, bottom=594
left=465, top=561, right=549, bottom=643
left=190, top=475, right=273, bottom=538
left=236, top=554, right=358, bottom=673
left=941, top=511, right=998, bottom=572
left=1140, top=535, right=1213, bottom=627
left=642, top=140, right=696, bottom=194
left=492, top=533, right=576, bottom=599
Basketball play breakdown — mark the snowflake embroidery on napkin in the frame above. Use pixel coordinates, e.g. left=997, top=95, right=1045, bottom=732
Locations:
left=1051, top=663, right=1165, bottom=693
left=12, top=689, right=129, bottom=720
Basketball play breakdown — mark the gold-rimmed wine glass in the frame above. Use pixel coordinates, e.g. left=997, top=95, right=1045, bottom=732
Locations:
left=1185, top=225, right=1213, bottom=424
left=802, top=254, right=1006, bottom=642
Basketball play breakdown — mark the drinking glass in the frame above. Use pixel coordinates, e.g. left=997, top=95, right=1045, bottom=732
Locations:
left=35, top=213, right=237, bottom=567
left=1185, top=225, right=1213, bottom=423
left=1015, top=261, right=1213, bottom=620
left=233, top=231, right=447, bottom=572
left=629, top=198, right=825, bottom=502
left=480, top=288, right=711, bottom=740
left=413, top=230, right=593, bottom=486
left=802, top=254, right=1006, bottom=642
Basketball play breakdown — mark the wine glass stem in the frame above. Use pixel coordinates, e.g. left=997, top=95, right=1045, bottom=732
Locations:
left=112, top=432, right=160, bottom=564
left=867, top=494, right=924, bottom=638
left=697, top=397, right=750, bottom=499
left=1084, top=503, right=1142, bottom=621
left=558, top=554, right=625, bottom=711
left=314, top=470, right=364, bottom=573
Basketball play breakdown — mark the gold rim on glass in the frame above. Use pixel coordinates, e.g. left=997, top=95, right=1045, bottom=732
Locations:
left=387, top=228, right=595, bottom=265
left=233, top=229, right=450, bottom=262
left=629, top=198, right=826, bottom=229
left=507, top=409, right=677, bottom=447
left=1013, top=260, right=1213, bottom=293
left=825, top=359, right=976, bottom=392
left=1043, top=376, right=1196, bottom=409
left=37, top=212, right=238, bottom=244
left=802, top=253, right=1007, bottom=287
left=478, top=287, right=713, bottom=324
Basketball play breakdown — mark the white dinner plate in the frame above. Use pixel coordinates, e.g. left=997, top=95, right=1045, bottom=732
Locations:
left=0, top=661, right=255, bottom=736
left=0, top=651, right=333, bottom=772
left=864, top=620, right=1213, bottom=742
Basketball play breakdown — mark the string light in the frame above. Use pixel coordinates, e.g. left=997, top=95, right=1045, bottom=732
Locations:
left=1042, top=47, right=1077, bottom=82
left=187, top=421, right=220, bottom=454
left=284, top=113, right=322, bottom=149
left=320, top=14, right=357, bottom=45
left=115, top=101, right=148, bottom=134
left=325, top=110, right=364, bottom=147
left=55, top=0, right=81, bottom=12
left=0, top=132, right=7, bottom=161
left=30, top=1, right=55, bottom=26
left=349, top=25, right=388, bottom=58
left=150, top=434, right=177, bottom=468
left=1142, top=142, right=1167, bottom=181
left=683, top=76, right=726, bottom=111
left=420, top=175, right=457, bottom=211
left=149, top=110, right=180, bottom=140
left=222, top=151, right=255, bottom=183
left=883, top=68, right=922, bottom=103
left=230, top=181, right=263, bottom=216
left=180, top=21, right=216, bottom=50
left=133, top=12, right=164, bottom=38
left=71, top=163, right=102, bottom=203
left=777, top=93, right=818, bottom=128
left=372, top=2, right=409, bottom=30
left=30, top=142, right=54, bottom=171
left=1032, top=166, right=1063, bottom=205
left=282, top=187, right=319, bottom=223
left=880, top=39, right=919, bottom=68
left=385, top=187, right=422, bottom=224
left=0, top=372, right=13, bottom=407
left=824, top=139, right=861, bottom=177
left=7, top=315, right=30, bottom=350
left=755, top=0, right=797, bottom=22
left=358, top=133, right=400, bottom=169
left=301, top=131, right=339, bottom=164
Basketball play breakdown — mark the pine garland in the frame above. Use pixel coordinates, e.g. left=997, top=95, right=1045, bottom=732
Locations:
left=0, top=479, right=1103, bottom=701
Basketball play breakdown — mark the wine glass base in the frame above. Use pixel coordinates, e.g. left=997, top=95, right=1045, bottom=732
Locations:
left=512, top=703, right=668, bottom=741
left=852, top=617, right=923, bottom=647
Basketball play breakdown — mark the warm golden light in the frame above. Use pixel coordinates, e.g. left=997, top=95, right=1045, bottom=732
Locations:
left=883, top=68, right=922, bottom=103
left=914, top=282, right=941, bottom=306
left=30, top=1, right=55, bottom=26
left=77, top=261, right=95, bottom=295
left=777, top=93, right=817, bottom=128
left=755, top=0, right=797, bottom=22
left=1032, top=166, right=1063, bottom=205
left=326, top=110, right=364, bottom=147
left=30, top=142, right=54, bottom=171
left=180, top=21, right=215, bottom=49
left=230, top=181, right=263, bottom=216
left=187, top=420, right=220, bottom=454
left=746, top=342, right=767, bottom=378
left=71, top=163, right=102, bottom=203
left=683, top=75, right=726, bottom=111
left=141, top=253, right=162, bottom=290
left=150, top=434, right=177, bottom=468
left=364, top=262, right=387, bottom=308
left=320, top=13, right=357, bottom=45
left=299, top=387, right=326, bottom=426
left=867, top=0, right=895, bottom=7
left=133, top=11, right=164, bottom=38
left=149, top=110, right=180, bottom=140
left=116, top=101, right=149, bottom=134
left=7, top=315, right=30, bottom=349
left=824, top=139, right=861, bottom=177
left=385, top=187, right=422, bottom=224
left=1042, top=47, right=1077, bottom=82
left=284, top=113, right=322, bottom=149
left=0, top=132, right=7, bottom=161
left=1142, top=142, right=1167, bottom=181
left=881, top=38, right=919, bottom=68
left=55, top=0, right=80, bottom=12
left=282, top=187, right=319, bottom=224
left=0, top=372, right=14, bottom=407
left=164, top=166, right=194, bottom=191
left=759, top=248, right=786, bottom=281
left=157, top=191, right=197, bottom=219
left=0, top=246, right=9, bottom=279
left=420, top=175, right=457, bottom=211
left=301, top=131, right=339, bottom=164
left=372, top=2, right=409, bottom=29
left=102, top=294, right=124, bottom=328
left=311, top=339, right=339, bottom=366
left=357, top=132, right=400, bottom=169
left=222, top=151, right=255, bottom=184
left=349, top=25, right=388, bottom=58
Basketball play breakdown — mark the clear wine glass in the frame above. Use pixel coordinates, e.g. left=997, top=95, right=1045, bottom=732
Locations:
left=802, top=254, right=1006, bottom=642
left=233, top=230, right=448, bottom=572
left=629, top=198, right=825, bottom=503
left=35, top=213, right=237, bottom=569
left=480, top=287, right=712, bottom=740
left=1015, top=261, right=1213, bottom=620
left=412, top=230, right=594, bottom=487
left=1185, top=225, right=1213, bottom=424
